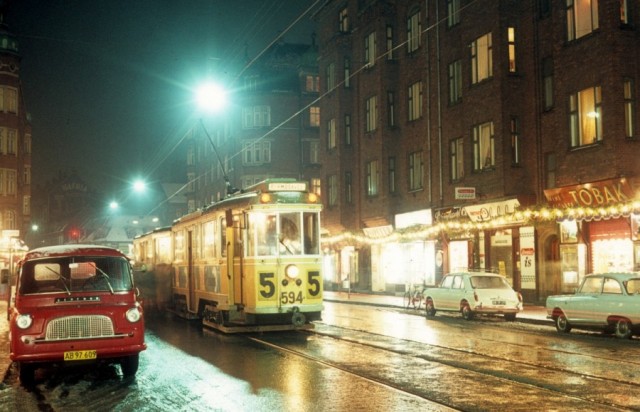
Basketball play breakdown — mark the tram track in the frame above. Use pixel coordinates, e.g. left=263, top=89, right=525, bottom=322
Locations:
left=245, top=318, right=640, bottom=411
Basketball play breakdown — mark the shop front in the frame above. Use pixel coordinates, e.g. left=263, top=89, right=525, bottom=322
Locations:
left=544, top=178, right=639, bottom=293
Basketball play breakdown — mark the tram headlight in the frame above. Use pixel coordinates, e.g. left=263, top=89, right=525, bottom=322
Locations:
left=308, top=193, right=318, bottom=203
left=16, top=314, right=33, bottom=329
left=285, top=264, right=300, bottom=279
left=260, top=193, right=272, bottom=203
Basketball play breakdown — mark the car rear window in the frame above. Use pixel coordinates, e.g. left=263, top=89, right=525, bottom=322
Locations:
left=626, top=279, right=640, bottom=295
left=470, top=276, right=510, bottom=289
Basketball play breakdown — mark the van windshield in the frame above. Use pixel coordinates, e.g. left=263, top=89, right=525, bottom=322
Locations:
left=19, top=256, right=133, bottom=294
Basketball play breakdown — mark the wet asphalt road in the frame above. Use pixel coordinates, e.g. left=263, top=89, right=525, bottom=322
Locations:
left=1, top=301, right=639, bottom=411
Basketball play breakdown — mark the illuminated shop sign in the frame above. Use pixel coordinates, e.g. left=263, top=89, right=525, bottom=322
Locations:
left=543, top=178, right=633, bottom=208
left=463, top=199, right=520, bottom=223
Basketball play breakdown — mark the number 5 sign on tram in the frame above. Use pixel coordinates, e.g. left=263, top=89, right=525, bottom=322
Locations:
left=258, top=272, right=321, bottom=302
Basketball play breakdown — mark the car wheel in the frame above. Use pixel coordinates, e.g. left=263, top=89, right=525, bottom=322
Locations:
left=614, top=318, right=633, bottom=339
left=504, top=313, right=516, bottom=322
left=18, top=362, right=35, bottom=386
left=461, top=303, right=474, bottom=320
left=554, top=313, right=572, bottom=333
left=120, top=354, right=139, bottom=377
left=425, top=298, right=436, bottom=318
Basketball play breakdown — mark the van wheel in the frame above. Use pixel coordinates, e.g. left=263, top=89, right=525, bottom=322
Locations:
left=120, top=354, right=139, bottom=377
left=18, top=362, right=35, bottom=386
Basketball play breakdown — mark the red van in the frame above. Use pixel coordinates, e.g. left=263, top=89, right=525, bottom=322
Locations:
left=9, top=245, right=146, bottom=384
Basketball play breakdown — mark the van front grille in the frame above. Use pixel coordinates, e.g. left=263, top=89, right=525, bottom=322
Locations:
left=45, top=315, right=115, bottom=340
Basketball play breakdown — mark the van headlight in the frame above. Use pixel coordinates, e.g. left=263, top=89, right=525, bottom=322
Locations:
left=16, top=314, right=33, bottom=329
left=285, top=264, right=299, bottom=279
left=126, top=307, right=142, bottom=323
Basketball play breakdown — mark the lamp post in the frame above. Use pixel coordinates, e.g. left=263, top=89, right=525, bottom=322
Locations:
left=195, top=81, right=237, bottom=197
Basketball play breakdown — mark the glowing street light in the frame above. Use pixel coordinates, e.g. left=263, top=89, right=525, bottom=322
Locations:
left=133, top=179, right=146, bottom=193
left=196, top=81, right=227, bottom=114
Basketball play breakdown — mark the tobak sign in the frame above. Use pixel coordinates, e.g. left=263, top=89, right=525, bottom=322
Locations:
left=544, top=178, right=633, bottom=208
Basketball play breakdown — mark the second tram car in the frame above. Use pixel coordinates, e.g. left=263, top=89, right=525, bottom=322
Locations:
left=133, top=179, right=323, bottom=332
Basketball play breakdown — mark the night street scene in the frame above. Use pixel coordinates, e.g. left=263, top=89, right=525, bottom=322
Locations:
left=1, top=0, right=640, bottom=411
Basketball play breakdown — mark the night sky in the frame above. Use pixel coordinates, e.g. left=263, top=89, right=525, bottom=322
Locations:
left=5, top=0, right=317, bottom=196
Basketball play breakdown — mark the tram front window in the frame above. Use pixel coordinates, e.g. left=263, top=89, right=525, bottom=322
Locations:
left=248, top=211, right=320, bottom=257
left=279, top=213, right=302, bottom=255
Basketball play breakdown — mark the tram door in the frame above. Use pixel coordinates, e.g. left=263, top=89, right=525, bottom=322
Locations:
left=187, top=230, right=196, bottom=313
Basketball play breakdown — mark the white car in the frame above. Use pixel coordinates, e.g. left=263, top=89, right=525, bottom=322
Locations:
left=546, top=272, right=640, bottom=339
left=424, top=272, right=523, bottom=321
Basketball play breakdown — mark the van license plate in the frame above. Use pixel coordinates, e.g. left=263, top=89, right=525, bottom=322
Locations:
left=64, top=350, right=97, bottom=361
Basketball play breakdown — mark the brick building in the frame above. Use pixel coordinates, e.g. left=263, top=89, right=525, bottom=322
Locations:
left=314, top=0, right=640, bottom=302
left=0, top=18, right=31, bottom=257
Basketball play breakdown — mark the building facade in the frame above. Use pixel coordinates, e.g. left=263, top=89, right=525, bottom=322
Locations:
left=186, top=40, right=321, bottom=211
left=314, top=0, right=640, bottom=302
left=0, top=18, right=31, bottom=263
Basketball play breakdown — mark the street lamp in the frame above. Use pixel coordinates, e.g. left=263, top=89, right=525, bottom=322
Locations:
left=195, top=80, right=236, bottom=197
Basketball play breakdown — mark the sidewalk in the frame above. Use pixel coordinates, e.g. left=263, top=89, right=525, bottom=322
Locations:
left=323, top=290, right=550, bottom=325
left=0, top=305, right=11, bottom=380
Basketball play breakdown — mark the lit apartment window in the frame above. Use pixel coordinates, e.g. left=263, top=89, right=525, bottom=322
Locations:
left=339, top=7, right=349, bottom=32
left=344, top=57, right=351, bottom=88
left=366, top=160, right=380, bottom=196
left=365, top=32, right=376, bottom=67
left=508, top=27, right=516, bottom=72
left=344, top=114, right=352, bottom=145
left=345, top=172, right=352, bottom=203
left=0, top=87, right=17, bottom=114
left=242, top=106, right=271, bottom=128
left=386, top=25, right=394, bottom=60
left=566, top=0, right=599, bottom=41
left=542, top=57, right=554, bottom=110
left=311, top=178, right=321, bottom=196
left=306, top=75, right=320, bottom=92
left=387, top=91, right=396, bottom=127
left=326, top=62, right=336, bottom=91
left=620, top=0, right=629, bottom=24
left=328, top=174, right=338, bottom=206
left=366, top=96, right=377, bottom=132
left=569, top=86, right=602, bottom=147
left=471, top=33, right=492, bottom=84
left=388, top=157, right=396, bottom=194
left=327, top=118, right=336, bottom=149
left=7, top=129, right=16, bottom=155
left=448, top=60, right=462, bottom=104
left=310, top=106, right=320, bottom=127
left=408, top=151, right=423, bottom=191
left=624, top=79, right=635, bottom=138
left=407, top=10, right=421, bottom=53
left=408, top=81, right=423, bottom=121
left=511, top=117, right=521, bottom=165
left=450, top=137, right=464, bottom=181
left=447, top=0, right=461, bottom=27
left=473, top=122, right=495, bottom=171
left=243, top=141, right=271, bottom=164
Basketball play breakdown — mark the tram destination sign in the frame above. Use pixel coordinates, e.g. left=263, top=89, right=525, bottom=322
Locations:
left=268, top=182, right=307, bottom=192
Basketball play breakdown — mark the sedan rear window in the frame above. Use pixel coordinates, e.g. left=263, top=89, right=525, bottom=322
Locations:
left=470, top=276, right=510, bottom=289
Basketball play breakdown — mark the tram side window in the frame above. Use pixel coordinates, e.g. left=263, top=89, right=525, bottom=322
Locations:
left=220, top=217, right=227, bottom=257
left=303, top=212, right=319, bottom=255
left=203, top=220, right=216, bottom=259
left=279, top=213, right=302, bottom=255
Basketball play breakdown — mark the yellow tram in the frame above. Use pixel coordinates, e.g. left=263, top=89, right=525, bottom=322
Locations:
left=134, top=179, right=323, bottom=332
